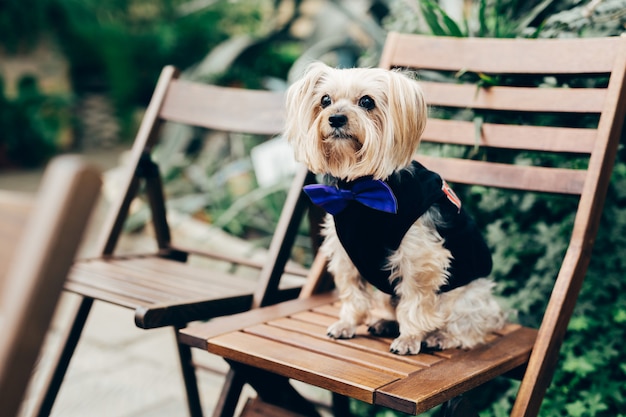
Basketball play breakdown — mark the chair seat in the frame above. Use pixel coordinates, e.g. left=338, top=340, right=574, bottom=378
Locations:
left=65, top=255, right=301, bottom=329
left=180, top=293, right=537, bottom=415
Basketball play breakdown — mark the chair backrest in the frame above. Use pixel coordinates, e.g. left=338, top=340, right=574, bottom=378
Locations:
left=94, top=67, right=311, bottom=307
left=0, top=156, right=101, bottom=416
left=376, top=33, right=626, bottom=416
left=96, top=66, right=286, bottom=253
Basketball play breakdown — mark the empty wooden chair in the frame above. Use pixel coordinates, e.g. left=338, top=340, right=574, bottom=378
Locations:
left=33, top=67, right=313, bottom=417
left=0, top=156, right=101, bottom=417
left=179, top=34, right=626, bottom=416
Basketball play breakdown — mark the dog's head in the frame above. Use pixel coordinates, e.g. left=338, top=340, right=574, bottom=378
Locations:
left=284, top=62, right=427, bottom=181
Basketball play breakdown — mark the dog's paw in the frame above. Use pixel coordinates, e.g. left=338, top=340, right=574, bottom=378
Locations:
left=425, top=332, right=460, bottom=350
left=368, top=319, right=400, bottom=338
left=327, top=321, right=357, bottom=339
left=424, top=333, right=445, bottom=350
left=390, top=336, right=422, bottom=355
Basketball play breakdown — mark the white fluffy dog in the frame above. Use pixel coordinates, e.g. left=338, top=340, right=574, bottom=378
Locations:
left=284, top=62, right=505, bottom=355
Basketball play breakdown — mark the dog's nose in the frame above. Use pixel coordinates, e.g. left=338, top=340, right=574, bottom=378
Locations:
left=329, top=114, right=347, bottom=128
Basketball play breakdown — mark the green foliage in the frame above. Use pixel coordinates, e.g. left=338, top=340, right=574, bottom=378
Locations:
left=386, top=0, right=626, bottom=39
left=0, top=75, right=67, bottom=167
left=0, top=0, right=50, bottom=52
left=46, top=0, right=243, bottom=136
left=1, top=0, right=289, bottom=142
left=216, top=41, right=303, bottom=89
left=387, top=0, right=559, bottom=38
left=539, top=0, right=626, bottom=38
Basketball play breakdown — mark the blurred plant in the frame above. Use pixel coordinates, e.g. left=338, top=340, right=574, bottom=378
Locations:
left=0, top=75, right=68, bottom=167
left=0, top=0, right=50, bottom=53
left=539, top=0, right=626, bottom=37
left=385, top=0, right=555, bottom=37
left=46, top=0, right=279, bottom=138
left=385, top=0, right=626, bottom=38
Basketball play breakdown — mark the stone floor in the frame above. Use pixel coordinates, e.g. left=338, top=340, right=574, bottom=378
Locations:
left=3, top=147, right=331, bottom=417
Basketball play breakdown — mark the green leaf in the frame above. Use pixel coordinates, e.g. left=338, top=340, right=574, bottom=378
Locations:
left=614, top=308, right=626, bottom=323
left=478, top=0, right=488, bottom=37
left=563, top=354, right=596, bottom=377
left=419, top=1, right=447, bottom=36
left=564, top=400, right=586, bottom=417
left=568, top=315, right=589, bottom=331
left=477, top=72, right=499, bottom=86
left=437, top=6, right=465, bottom=37
left=515, top=0, right=558, bottom=33
left=473, top=115, right=483, bottom=152
left=418, top=0, right=465, bottom=37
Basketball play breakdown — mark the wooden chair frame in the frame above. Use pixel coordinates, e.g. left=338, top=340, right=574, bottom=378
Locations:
left=33, top=67, right=312, bottom=417
left=180, top=34, right=626, bottom=417
left=0, top=156, right=101, bottom=417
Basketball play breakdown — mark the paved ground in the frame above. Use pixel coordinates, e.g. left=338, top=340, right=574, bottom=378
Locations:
left=3, top=147, right=331, bottom=417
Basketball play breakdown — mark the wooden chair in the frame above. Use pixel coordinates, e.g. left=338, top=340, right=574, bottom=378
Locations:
left=0, top=156, right=101, bottom=417
left=179, top=34, right=626, bottom=416
left=33, top=67, right=314, bottom=417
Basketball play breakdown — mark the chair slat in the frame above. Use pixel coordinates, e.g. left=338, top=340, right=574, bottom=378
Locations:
left=179, top=292, right=340, bottom=349
left=109, top=258, right=251, bottom=292
left=63, top=281, right=146, bottom=309
left=160, top=80, right=285, bottom=134
left=289, top=310, right=338, bottom=327
left=69, top=264, right=162, bottom=304
left=69, top=258, right=256, bottom=305
left=244, top=324, right=418, bottom=377
left=417, top=155, right=587, bottom=195
left=207, top=331, right=399, bottom=404
left=76, top=260, right=206, bottom=299
left=268, top=317, right=443, bottom=368
left=422, top=119, right=597, bottom=154
left=381, top=33, right=621, bottom=74
left=171, top=244, right=310, bottom=277
left=375, top=327, right=537, bottom=415
left=421, top=82, right=607, bottom=113
left=311, top=303, right=341, bottom=317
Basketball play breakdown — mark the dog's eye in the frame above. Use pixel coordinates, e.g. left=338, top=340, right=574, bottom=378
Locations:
left=320, top=95, right=332, bottom=108
left=358, top=95, right=375, bottom=110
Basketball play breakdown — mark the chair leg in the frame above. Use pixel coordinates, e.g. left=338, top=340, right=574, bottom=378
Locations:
left=212, top=368, right=246, bottom=417
left=220, top=361, right=322, bottom=417
left=32, top=297, right=94, bottom=417
left=175, top=328, right=204, bottom=417
left=331, top=392, right=351, bottom=416
left=438, top=395, right=479, bottom=417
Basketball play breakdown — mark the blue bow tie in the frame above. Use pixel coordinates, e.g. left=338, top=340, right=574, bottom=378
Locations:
left=303, top=178, right=398, bottom=215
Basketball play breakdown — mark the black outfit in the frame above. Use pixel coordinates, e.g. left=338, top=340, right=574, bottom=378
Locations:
left=330, top=161, right=492, bottom=295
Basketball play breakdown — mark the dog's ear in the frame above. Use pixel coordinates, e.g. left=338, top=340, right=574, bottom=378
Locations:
left=387, top=71, right=428, bottom=163
left=284, top=62, right=331, bottom=151
left=298, top=61, right=332, bottom=90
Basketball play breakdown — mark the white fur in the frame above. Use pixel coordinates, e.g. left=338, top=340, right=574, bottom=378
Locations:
left=285, top=63, right=506, bottom=355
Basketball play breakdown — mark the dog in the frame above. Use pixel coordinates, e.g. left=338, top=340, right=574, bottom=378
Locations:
left=284, top=62, right=506, bottom=355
